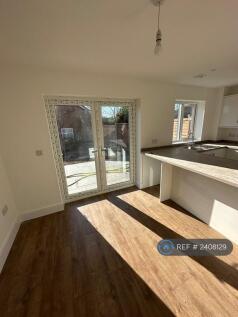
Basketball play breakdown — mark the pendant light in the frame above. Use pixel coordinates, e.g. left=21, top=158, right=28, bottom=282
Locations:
left=151, top=0, right=164, bottom=55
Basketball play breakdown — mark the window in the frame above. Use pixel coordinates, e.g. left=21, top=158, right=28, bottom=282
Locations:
left=61, top=128, right=74, bottom=140
left=173, top=102, right=197, bottom=143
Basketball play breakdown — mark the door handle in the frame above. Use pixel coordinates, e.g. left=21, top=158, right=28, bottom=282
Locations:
left=92, top=149, right=98, bottom=153
left=101, top=148, right=107, bottom=152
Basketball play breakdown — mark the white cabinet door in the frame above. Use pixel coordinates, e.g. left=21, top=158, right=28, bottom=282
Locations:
left=220, top=95, right=238, bottom=127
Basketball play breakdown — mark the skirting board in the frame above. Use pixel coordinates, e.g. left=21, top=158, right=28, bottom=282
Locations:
left=0, top=203, right=64, bottom=273
left=20, top=203, right=64, bottom=222
left=0, top=217, right=20, bottom=272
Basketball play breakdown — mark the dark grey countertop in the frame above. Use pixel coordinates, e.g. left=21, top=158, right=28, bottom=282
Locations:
left=141, top=140, right=238, bottom=153
left=144, top=142, right=238, bottom=170
left=143, top=141, right=238, bottom=187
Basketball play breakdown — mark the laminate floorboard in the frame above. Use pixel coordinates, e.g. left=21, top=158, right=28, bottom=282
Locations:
left=0, top=185, right=237, bottom=317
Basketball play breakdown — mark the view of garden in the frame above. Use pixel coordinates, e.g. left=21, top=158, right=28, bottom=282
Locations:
left=56, top=105, right=130, bottom=194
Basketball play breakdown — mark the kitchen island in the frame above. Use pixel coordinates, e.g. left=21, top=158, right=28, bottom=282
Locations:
left=142, top=141, right=238, bottom=243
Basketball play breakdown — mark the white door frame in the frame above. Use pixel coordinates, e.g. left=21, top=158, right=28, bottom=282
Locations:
left=44, top=95, right=136, bottom=203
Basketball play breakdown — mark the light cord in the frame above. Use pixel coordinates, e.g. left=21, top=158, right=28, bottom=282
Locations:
left=157, top=2, right=161, bottom=29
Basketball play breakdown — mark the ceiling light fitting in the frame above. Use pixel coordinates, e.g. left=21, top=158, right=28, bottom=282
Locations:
left=151, top=0, right=164, bottom=55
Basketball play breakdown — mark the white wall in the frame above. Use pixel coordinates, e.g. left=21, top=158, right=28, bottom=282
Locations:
left=0, top=154, right=19, bottom=271
left=0, top=66, right=223, bottom=215
left=202, top=87, right=224, bottom=140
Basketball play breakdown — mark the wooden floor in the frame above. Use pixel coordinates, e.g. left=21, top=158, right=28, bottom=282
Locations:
left=0, top=186, right=238, bottom=317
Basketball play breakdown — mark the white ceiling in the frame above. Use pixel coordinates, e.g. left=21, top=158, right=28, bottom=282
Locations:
left=1, top=0, right=238, bottom=87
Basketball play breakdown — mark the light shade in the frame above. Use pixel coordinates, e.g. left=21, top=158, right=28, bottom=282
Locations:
left=154, top=43, right=161, bottom=55
left=154, top=29, right=162, bottom=55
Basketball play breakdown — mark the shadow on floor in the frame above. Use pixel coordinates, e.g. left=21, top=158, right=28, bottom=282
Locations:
left=0, top=204, right=174, bottom=317
left=107, top=193, right=238, bottom=291
left=142, top=186, right=204, bottom=222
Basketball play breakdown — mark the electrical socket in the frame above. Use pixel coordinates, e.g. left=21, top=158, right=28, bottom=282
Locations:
left=2, top=204, right=8, bottom=216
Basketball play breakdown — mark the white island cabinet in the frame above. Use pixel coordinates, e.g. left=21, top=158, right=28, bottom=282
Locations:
left=144, top=152, right=238, bottom=244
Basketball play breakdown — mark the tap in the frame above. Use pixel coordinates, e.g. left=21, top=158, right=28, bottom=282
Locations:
left=187, top=131, right=195, bottom=149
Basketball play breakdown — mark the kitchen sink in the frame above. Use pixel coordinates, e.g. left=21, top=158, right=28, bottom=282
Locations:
left=189, top=144, right=238, bottom=161
left=191, top=144, right=219, bottom=151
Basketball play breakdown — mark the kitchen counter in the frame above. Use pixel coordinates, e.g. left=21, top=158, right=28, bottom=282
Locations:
left=142, top=141, right=238, bottom=243
left=141, top=140, right=238, bottom=153
left=144, top=141, right=238, bottom=188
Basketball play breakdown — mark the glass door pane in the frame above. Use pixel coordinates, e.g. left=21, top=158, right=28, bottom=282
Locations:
left=55, top=104, right=99, bottom=195
left=100, top=105, right=131, bottom=187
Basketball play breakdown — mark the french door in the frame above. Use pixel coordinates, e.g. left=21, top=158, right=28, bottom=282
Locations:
left=45, top=96, right=136, bottom=202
